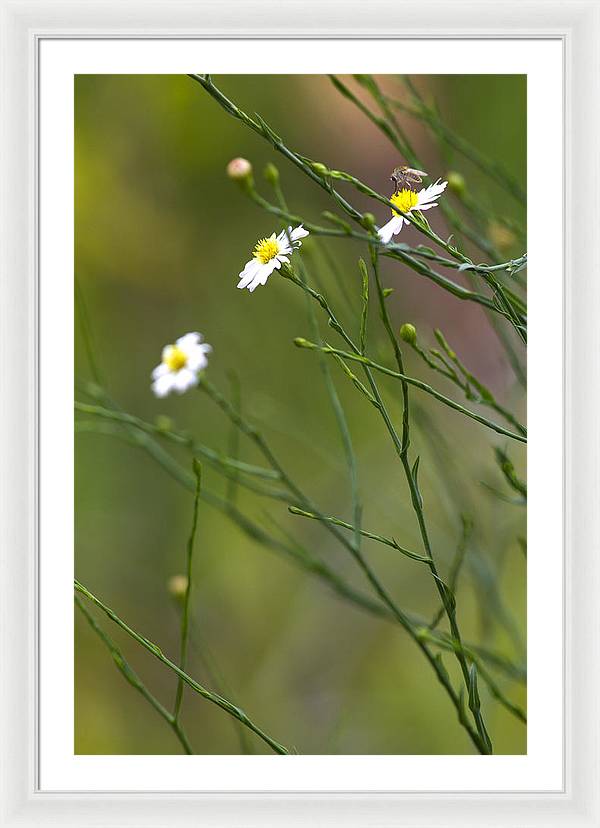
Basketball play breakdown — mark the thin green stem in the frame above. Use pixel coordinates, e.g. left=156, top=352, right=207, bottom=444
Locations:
left=173, top=459, right=202, bottom=723
left=288, top=506, right=432, bottom=563
left=368, top=247, right=492, bottom=753
left=191, top=73, right=526, bottom=337
left=399, top=76, right=526, bottom=205
left=74, top=580, right=291, bottom=755
left=429, top=516, right=472, bottom=630
left=225, top=373, right=242, bottom=505
left=77, top=383, right=526, bottom=716
left=75, top=596, right=195, bottom=754
left=74, top=401, right=280, bottom=481
left=293, top=339, right=526, bottom=444
left=75, top=276, right=103, bottom=386
left=407, top=330, right=527, bottom=436
left=195, top=379, right=485, bottom=752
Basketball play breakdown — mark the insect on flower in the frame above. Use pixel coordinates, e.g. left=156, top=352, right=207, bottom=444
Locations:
left=378, top=179, right=448, bottom=244
left=151, top=332, right=212, bottom=398
left=390, top=165, right=428, bottom=195
left=237, top=225, right=309, bottom=292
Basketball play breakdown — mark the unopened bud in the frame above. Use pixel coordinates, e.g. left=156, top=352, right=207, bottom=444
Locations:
left=293, top=337, right=316, bottom=350
left=263, top=163, right=280, bottom=185
left=361, top=212, right=376, bottom=232
left=154, top=415, right=173, bottom=432
left=399, top=323, right=417, bottom=345
left=167, top=574, right=188, bottom=603
left=447, top=171, right=466, bottom=195
left=311, top=162, right=329, bottom=177
left=226, top=157, right=253, bottom=182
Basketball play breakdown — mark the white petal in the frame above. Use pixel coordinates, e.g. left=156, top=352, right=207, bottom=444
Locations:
left=247, top=274, right=264, bottom=292
left=239, top=258, right=259, bottom=278
left=152, top=362, right=169, bottom=380
left=247, top=260, right=278, bottom=292
left=152, top=373, right=176, bottom=398
left=173, top=368, right=199, bottom=394
left=176, top=332, right=202, bottom=349
left=238, top=260, right=263, bottom=289
left=291, top=225, right=309, bottom=241
left=417, top=202, right=439, bottom=211
left=162, top=344, right=175, bottom=362
left=377, top=216, right=404, bottom=244
left=417, top=179, right=447, bottom=207
left=262, top=260, right=279, bottom=279
left=185, top=348, right=209, bottom=372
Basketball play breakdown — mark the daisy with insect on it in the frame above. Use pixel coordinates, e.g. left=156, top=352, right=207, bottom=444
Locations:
left=378, top=179, right=448, bottom=244
left=151, top=332, right=212, bottom=398
left=237, top=225, right=309, bottom=292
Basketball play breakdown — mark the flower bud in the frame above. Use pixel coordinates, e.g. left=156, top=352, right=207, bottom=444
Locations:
left=293, top=337, right=316, bottom=350
left=263, top=163, right=280, bottom=186
left=447, top=171, right=466, bottom=196
left=399, top=323, right=417, bottom=345
left=154, top=415, right=173, bottom=432
left=311, top=161, right=329, bottom=177
left=361, top=212, right=376, bottom=232
left=167, top=574, right=188, bottom=603
left=226, top=157, right=253, bottom=182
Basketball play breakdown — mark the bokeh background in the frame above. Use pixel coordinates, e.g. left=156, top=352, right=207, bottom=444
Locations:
left=75, top=74, right=526, bottom=755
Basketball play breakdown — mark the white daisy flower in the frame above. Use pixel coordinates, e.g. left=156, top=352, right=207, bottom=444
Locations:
left=237, top=225, right=309, bottom=292
left=151, top=332, right=212, bottom=398
left=377, top=179, right=448, bottom=244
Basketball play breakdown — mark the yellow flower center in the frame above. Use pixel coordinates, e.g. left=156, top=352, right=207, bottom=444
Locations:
left=253, top=237, right=280, bottom=264
left=391, top=189, right=419, bottom=216
left=163, top=345, right=187, bottom=372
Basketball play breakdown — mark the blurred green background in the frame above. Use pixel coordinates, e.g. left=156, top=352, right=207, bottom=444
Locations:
left=75, top=74, right=526, bottom=755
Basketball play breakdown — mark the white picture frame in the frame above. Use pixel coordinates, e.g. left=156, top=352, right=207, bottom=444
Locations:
left=1, top=0, right=598, bottom=825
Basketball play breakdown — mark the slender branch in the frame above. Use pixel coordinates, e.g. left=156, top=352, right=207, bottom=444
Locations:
left=407, top=330, right=527, bottom=436
left=288, top=506, right=432, bottom=563
left=74, top=580, right=291, bottom=755
left=75, top=596, right=194, bottom=754
left=191, top=73, right=526, bottom=336
left=173, top=459, right=202, bottom=723
left=75, top=401, right=281, bottom=481
left=368, top=247, right=492, bottom=753
left=76, top=383, right=526, bottom=717
left=292, top=338, right=526, bottom=444
left=195, top=379, right=486, bottom=752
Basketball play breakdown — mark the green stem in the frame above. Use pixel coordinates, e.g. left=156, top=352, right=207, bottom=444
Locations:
left=74, top=579, right=291, bottom=755
left=288, top=506, right=432, bottom=563
left=75, top=596, right=195, bottom=754
left=77, top=382, right=526, bottom=717
left=191, top=73, right=526, bottom=336
left=368, top=247, right=492, bottom=754
left=173, top=460, right=202, bottom=723
left=293, top=339, right=526, bottom=444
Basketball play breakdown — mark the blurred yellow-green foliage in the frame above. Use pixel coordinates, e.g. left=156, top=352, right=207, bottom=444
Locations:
left=75, top=74, right=526, bottom=755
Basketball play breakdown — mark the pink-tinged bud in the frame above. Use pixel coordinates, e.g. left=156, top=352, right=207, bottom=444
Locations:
left=226, top=157, right=253, bottom=180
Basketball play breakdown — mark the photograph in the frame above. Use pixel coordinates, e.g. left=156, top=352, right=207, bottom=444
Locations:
left=74, top=72, right=527, bottom=756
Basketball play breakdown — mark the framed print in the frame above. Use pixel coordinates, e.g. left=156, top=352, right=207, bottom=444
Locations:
left=1, top=1, right=599, bottom=826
